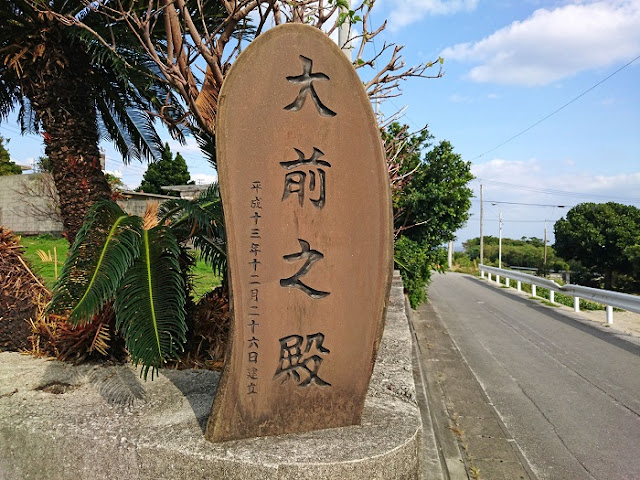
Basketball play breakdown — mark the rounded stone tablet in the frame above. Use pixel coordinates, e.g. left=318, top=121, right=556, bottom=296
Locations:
left=206, top=23, right=392, bottom=442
